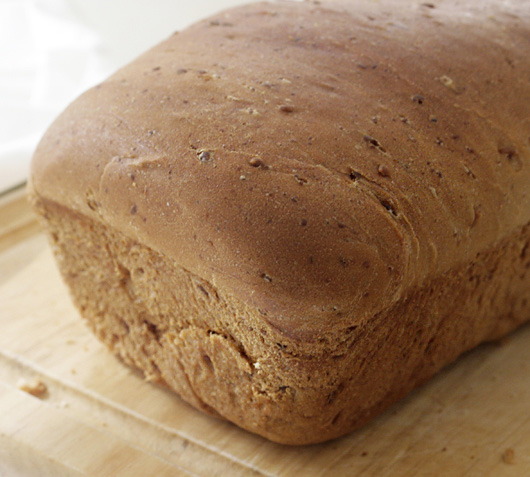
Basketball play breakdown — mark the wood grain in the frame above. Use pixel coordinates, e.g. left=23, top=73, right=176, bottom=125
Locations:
left=1, top=185, right=529, bottom=476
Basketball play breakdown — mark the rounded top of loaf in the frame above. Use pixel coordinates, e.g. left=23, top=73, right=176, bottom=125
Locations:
left=30, top=0, right=530, bottom=338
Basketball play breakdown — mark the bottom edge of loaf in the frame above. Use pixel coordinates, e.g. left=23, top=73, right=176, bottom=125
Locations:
left=32, top=195, right=530, bottom=445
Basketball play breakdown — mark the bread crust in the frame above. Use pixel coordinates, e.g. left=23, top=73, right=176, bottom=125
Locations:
left=30, top=0, right=530, bottom=443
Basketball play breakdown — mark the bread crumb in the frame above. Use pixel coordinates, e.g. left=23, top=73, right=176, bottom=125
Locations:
left=249, top=157, right=264, bottom=168
left=279, top=104, right=295, bottom=113
left=17, top=378, right=47, bottom=398
left=502, top=448, right=515, bottom=464
left=438, top=75, right=465, bottom=94
left=377, top=164, right=391, bottom=177
left=197, top=150, right=213, bottom=162
left=363, top=134, right=386, bottom=153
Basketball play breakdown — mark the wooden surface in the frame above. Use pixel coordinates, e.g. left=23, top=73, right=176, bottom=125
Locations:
left=1, top=185, right=529, bottom=476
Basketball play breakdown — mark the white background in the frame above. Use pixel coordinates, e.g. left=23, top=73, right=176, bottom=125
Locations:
left=0, top=0, right=261, bottom=193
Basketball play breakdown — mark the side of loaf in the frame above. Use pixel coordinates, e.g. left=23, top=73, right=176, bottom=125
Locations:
left=29, top=0, right=530, bottom=444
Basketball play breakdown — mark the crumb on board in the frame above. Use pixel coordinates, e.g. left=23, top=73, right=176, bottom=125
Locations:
left=502, top=448, right=515, bottom=465
left=17, top=378, right=47, bottom=398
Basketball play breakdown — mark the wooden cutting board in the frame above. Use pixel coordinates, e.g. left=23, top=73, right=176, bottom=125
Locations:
left=1, top=185, right=529, bottom=476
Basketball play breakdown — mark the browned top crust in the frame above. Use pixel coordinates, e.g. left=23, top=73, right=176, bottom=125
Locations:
left=30, top=0, right=530, bottom=339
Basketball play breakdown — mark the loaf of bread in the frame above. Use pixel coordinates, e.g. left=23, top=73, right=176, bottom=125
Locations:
left=29, top=0, right=530, bottom=444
